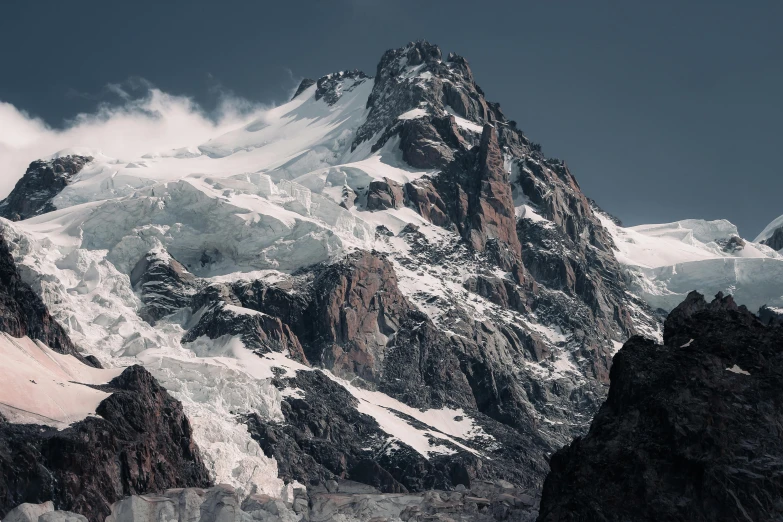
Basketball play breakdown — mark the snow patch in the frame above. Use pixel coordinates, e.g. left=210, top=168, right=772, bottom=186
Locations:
left=0, top=333, right=122, bottom=429
left=725, top=364, right=750, bottom=376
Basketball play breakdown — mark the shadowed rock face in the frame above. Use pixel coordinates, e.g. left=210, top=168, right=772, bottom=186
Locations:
left=244, top=367, right=548, bottom=497
left=0, top=235, right=78, bottom=358
left=130, top=250, right=198, bottom=325
left=0, top=366, right=212, bottom=522
left=538, top=291, right=783, bottom=522
left=183, top=301, right=309, bottom=365
left=0, top=156, right=91, bottom=221
left=760, top=225, right=783, bottom=251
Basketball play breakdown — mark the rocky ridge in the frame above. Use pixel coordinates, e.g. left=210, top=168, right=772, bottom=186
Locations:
left=0, top=156, right=92, bottom=222
left=0, top=234, right=86, bottom=361
left=538, top=291, right=783, bottom=521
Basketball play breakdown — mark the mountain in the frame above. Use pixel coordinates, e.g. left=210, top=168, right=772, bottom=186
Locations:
left=0, top=39, right=780, bottom=521
left=597, top=213, right=783, bottom=312
left=538, top=291, right=783, bottom=522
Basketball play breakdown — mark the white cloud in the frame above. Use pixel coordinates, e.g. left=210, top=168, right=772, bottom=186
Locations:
left=0, top=86, right=267, bottom=198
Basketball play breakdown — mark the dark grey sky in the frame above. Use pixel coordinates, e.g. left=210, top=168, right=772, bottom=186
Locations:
left=1, top=0, right=781, bottom=236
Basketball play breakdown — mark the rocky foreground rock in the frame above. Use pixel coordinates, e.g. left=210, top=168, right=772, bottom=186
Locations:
left=0, top=365, right=212, bottom=522
left=537, top=291, right=783, bottom=521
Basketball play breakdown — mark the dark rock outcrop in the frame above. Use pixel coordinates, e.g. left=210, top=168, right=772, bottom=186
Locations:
left=0, top=235, right=78, bottom=357
left=130, top=250, right=198, bottom=325
left=0, top=366, right=212, bottom=522
left=183, top=301, right=308, bottom=364
left=244, top=367, right=547, bottom=497
left=760, top=225, right=783, bottom=251
left=314, top=70, right=368, bottom=106
left=538, top=291, right=783, bottom=522
left=303, top=251, right=410, bottom=381
left=758, top=304, right=783, bottom=325
left=0, top=156, right=91, bottom=221
left=366, top=178, right=404, bottom=210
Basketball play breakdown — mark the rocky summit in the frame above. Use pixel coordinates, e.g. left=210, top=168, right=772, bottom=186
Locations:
left=0, top=38, right=781, bottom=522
left=538, top=291, right=783, bottom=522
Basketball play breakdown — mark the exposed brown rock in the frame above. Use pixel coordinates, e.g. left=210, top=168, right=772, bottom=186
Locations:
left=366, top=178, right=405, bottom=210
left=468, top=125, right=523, bottom=258
left=306, top=251, right=409, bottom=381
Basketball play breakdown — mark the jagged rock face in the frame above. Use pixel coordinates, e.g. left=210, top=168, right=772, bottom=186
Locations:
left=183, top=302, right=308, bottom=364
left=0, top=235, right=77, bottom=358
left=176, top=249, right=558, bottom=494
left=0, top=156, right=91, bottom=221
left=130, top=250, right=198, bottom=325
left=510, top=164, right=640, bottom=382
left=366, top=178, right=404, bottom=210
left=465, top=125, right=522, bottom=259
left=0, top=366, right=212, bottom=522
left=304, top=251, right=410, bottom=381
left=354, top=42, right=638, bottom=362
left=244, top=368, right=547, bottom=496
left=538, top=291, right=783, bottom=522
left=354, top=41, right=498, bottom=149
left=314, top=70, right=369, bottom=106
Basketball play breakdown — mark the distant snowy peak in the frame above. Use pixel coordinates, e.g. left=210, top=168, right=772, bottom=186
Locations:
left=755, top=214, right=783, bottom=251
left=599, top=213, right=783, bottom=312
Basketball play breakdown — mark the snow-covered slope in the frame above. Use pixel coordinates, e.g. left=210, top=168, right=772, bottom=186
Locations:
left=600, top=215, right=783, bottom=311
left=0, top=332, right=121, bottom=428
